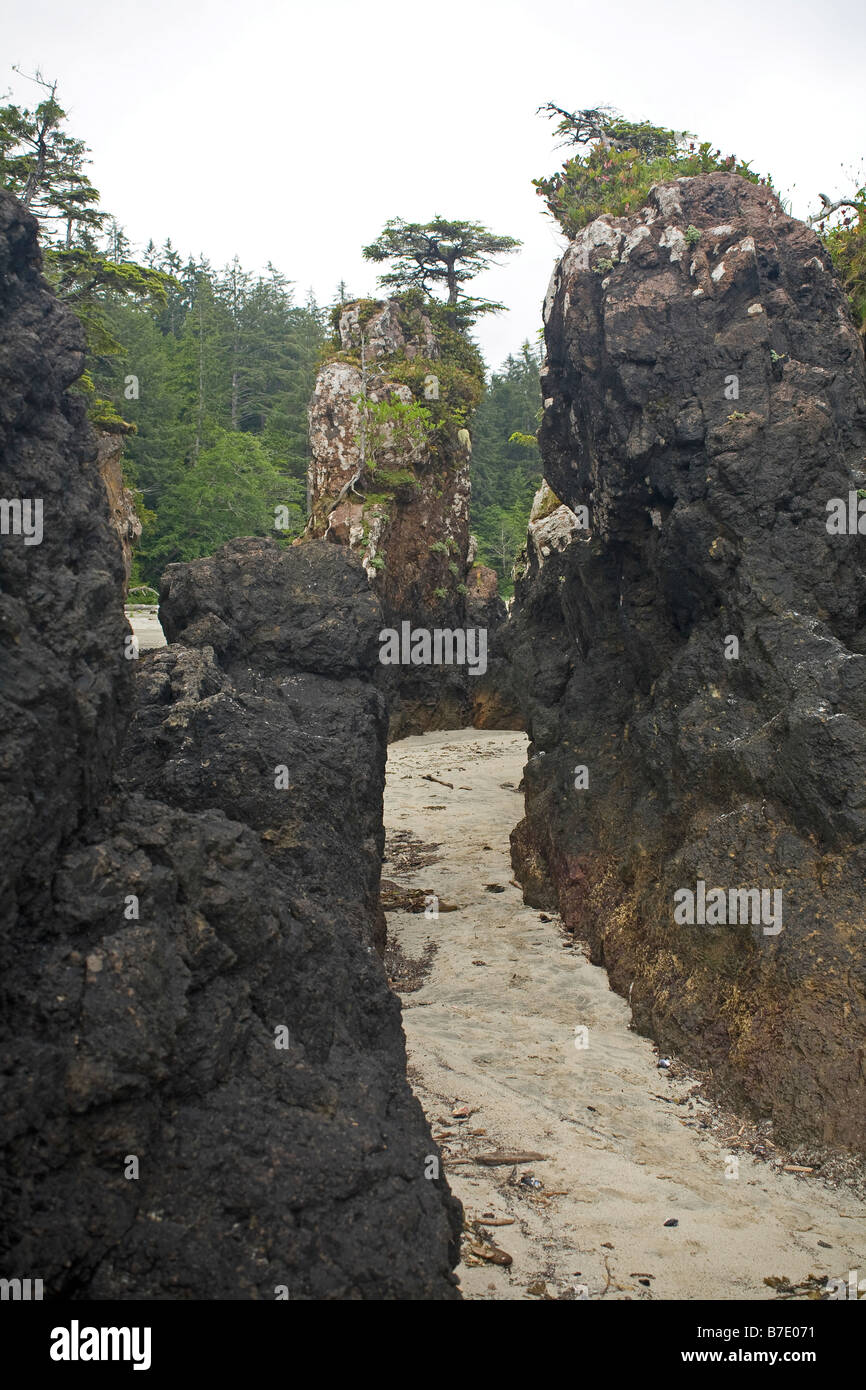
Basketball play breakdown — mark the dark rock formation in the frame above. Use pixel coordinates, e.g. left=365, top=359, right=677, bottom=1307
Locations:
left=307, top=298, right=520, bottom=737
left=0, top=191, right=461, bottom=1298
left=129, top=538, right=389, bottom=955
left=509, top=174, right=866, bottom=1151
left=0, top=192, right=132, bottom=949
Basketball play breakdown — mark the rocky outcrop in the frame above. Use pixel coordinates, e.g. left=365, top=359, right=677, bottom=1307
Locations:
left=516, top=480, right=586, bottom=583
left=0, top=191, right=461, bottom=1298
left=464, top=561, right=520, bottom=728
left=509, top=174, right=866, bottom=1151
left=308, top=298, right=520, bottom=737
left=96, top=430, right=141, bottom=592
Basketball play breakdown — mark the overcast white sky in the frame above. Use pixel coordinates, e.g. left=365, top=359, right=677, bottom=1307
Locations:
left=4, top=0, right=864, bottom=368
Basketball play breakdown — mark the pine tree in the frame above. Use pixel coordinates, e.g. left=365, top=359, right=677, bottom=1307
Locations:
left=362, top=216, right=521, bottom=326
left=0, top=69, right=103, bottom=244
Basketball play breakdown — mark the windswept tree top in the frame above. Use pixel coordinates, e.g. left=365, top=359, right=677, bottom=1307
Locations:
left=0, top=67, right=104, bottom=245
left=534, top=103, right=769, bottom=237
left=0, top=68, right=169, bottom=420
left=538, top=103, right=685, bottom=158
left=362, top=216, right=521, bottom=327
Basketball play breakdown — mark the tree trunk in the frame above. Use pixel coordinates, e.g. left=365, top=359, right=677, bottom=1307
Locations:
left=445, top=257, right=458, bottom=325
left=22, top=122, right=48, bottom=209
left=446, top=259, right=458, bottom=306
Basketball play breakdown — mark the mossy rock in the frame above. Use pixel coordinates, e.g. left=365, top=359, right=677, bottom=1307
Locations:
left=529, top=480, right=565, bottom=524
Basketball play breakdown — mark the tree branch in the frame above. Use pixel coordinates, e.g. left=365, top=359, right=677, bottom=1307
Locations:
left=807, top=193, right=865, bottom=227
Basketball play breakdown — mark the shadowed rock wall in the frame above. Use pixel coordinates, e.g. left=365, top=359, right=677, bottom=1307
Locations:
left=0, top=191, right=461, bottom=1298
left=509, top=174, right=866, bottom=1151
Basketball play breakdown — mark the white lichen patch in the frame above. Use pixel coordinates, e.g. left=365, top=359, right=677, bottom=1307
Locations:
left=564, top=217, right=625, bottom=274
left=659, top=225, right=687, bottom=263
left=622, top=224, right=652, bottom=260
left=648, top=183, right=684, bottom=222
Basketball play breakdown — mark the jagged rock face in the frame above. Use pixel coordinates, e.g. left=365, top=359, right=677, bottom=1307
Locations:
left=509, top=174, right=866, bottom=1151
left=308, top=299, right=519, bottom=738
left=0, top=191, right=131, bottom=945
left=0, top=197, right=462, bottom=1299
left=96, top=431, right=141, bottom=592
left=3, top=539, right=463, bottom=1297
left=339, top=297, right=440, bottom=362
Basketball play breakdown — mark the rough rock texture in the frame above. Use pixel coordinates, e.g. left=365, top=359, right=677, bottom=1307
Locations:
left=96, top=430, right=141, bottom=592
left=0, top=191, right=131, bottom=946
left=307, top=299, right=520, bottom=737
left=130, top=539, right=389, bottom=956
left=509, top=174, right=866, bottom=1151
left=0, top=193, right=462, bottom=1298
left=465, top=562, right=521, bottom=729
left=520, top=480, right=585, bottom=575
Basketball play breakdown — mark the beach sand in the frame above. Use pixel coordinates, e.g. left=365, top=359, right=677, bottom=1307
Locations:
left=384, top=727, right=866, bottom=1300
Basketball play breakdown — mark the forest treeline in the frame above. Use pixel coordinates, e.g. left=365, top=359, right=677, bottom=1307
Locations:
left=89, top=253, right=543, bottom=589
left=0, top=70, right=544, bottom=591
left=94, top=253, right=543, bottom=589
left=91, top=249, right=326, bottom=583
left=2, top=76, right=864, bottom=596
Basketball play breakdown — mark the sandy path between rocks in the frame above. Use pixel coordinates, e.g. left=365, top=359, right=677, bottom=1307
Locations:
left=384, top=728, right=866, bottom=1301
left=125, top=605, right=166, bottom=651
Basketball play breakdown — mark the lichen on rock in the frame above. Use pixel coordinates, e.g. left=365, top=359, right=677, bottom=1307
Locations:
left=307, top=296, right=519, bottom=736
